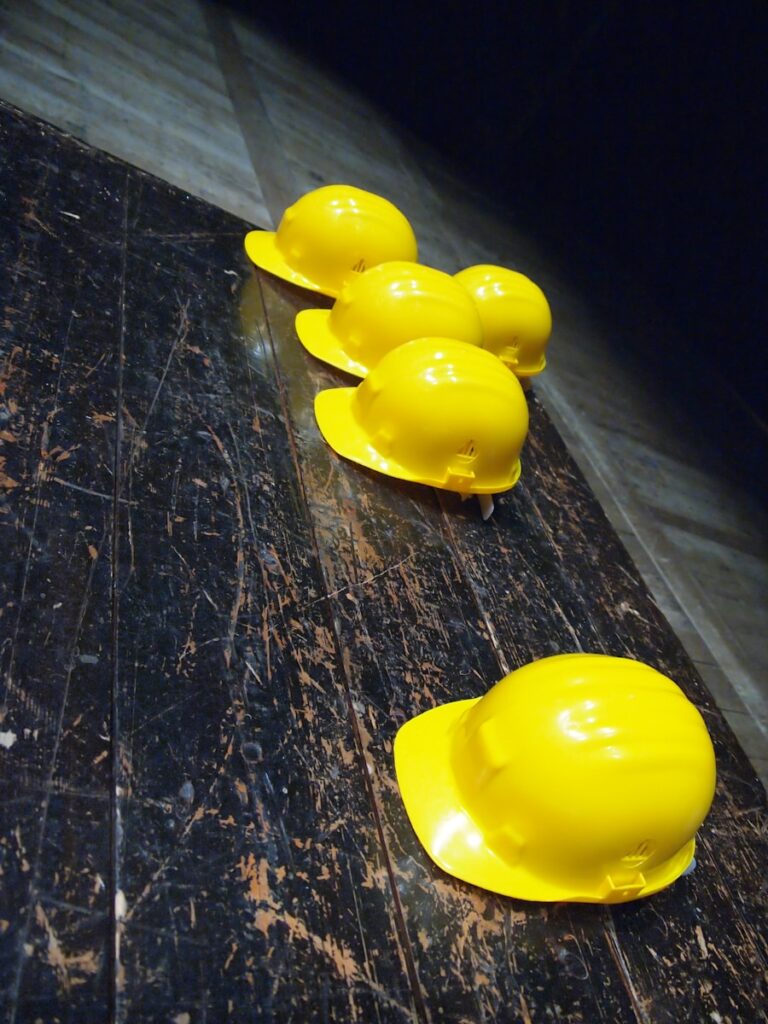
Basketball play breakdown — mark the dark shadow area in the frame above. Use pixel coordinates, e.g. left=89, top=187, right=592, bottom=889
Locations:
left=229, top=0, right=766, bottom=503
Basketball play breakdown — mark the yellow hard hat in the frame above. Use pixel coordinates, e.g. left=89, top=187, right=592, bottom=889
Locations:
left=394, top=654, right=716, bottom=904
left=295, top=261, right=484, bottom=378
left=244, top=185, right=418, bottom=298
left=314, top=337, right=529, bottom=495
left=454, top=265, right=552, bottom=376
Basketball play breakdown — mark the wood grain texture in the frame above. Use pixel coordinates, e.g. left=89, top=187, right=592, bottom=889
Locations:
left=0, top=0, right=270, bottom=225
left=0, top=104, right=122, bottom=1018
left=112, top=190, right=416, bottom=1022
left=1, top=101, right=766, bottom=1022
left=1, top=0, right=766, bottom=777
left=256, top=273, right=768, bottom=1024
left=440, top=405, right=768, bottom=1021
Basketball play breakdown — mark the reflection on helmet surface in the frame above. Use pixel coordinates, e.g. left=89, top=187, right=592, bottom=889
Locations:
left=394, top=653, right=717, bottom=903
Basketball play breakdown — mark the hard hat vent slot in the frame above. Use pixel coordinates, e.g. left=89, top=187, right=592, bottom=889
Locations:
left=351, top=258, right=367, bottom=273
left=603, top=870, right=646, bottom=899
left=457, top=440, right=477, bottom=459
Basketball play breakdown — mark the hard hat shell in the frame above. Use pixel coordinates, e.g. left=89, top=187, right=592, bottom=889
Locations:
left=244, top=185, right=418, bottom=298
left=454, top=265, right=552, bottom=376
left=295, top=261, right=484, bottom=378
left=394, top=654, right=716, bottom=904
left=314, top=337, right=529, bottom=495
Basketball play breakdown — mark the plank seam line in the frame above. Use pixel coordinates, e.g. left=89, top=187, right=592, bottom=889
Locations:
left=201, top=2, right=294, bottom=228
left=603, top=914, right=651, bottom=1024
left=107, top=170, right=130, bottom=1024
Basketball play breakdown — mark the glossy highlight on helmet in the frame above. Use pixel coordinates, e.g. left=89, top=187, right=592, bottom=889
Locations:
left=394, top=654, right=716, bottom=903
left=295, top=261, right=483, bottom=377
left=244, top=185, right=418, bottom=298
left=314, top=337, right=529, bottom=495
left=454, top=264, right=552, bottom=376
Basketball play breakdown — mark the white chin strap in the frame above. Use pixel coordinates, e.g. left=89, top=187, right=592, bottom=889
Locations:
left=457, top=493, right=496, bottom=520
left=477, top=494, right=495, bottom=521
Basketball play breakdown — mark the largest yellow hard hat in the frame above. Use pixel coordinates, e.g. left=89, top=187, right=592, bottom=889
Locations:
left=454, top=265, right=552, bottom=376
left=295, top=261, right=483, bottom=378
left=244, top=185, right=418, bottom=298
left=394, top=654, right=716, bottom=904
left=314, top=337, right=529, bottom=496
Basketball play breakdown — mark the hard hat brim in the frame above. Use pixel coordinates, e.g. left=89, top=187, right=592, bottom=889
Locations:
left=295, top=309, right=369, bottom=378
left=394, top=699, right=697, bottom=903
left=314, top=386, right=426, bottom=485
left=510, top=354, right=547, bottom=378
left=244, top=231, right=336, bottom=297
left=394, top=698, right=564, bottom=901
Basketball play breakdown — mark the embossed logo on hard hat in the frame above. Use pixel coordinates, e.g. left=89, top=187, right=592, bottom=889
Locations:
left=446, top=442, right=478, bottom=488
left=621, top=840, right=654, bottom=867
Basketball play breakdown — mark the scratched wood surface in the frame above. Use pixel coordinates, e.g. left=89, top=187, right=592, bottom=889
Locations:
left=0, top=101, right=766, bottom=1023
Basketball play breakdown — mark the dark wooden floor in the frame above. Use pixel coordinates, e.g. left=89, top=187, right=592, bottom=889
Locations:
left=1, top=102, right=766, bottom=1023
left=2, top=0, right=766, bottom=799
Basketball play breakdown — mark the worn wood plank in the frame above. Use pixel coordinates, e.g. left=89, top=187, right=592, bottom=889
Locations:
left=529, top=403, right=768, bottom=971
left=0, top=786, right=45, bottom=1001
left=438, top=396, right=768, bottom=1021
left=111, top=185, right=417, bottom=1021
left=2, top=98, right=766, bottom=1022
left=0, top=105, right=121, bottom=1018
left=254, top=273, right=640, bottom=1023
